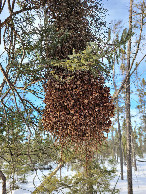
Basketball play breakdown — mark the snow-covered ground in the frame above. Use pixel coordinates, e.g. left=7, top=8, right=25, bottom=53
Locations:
left=0, top=155, right=146, bottom=194
left=0, top=162, right=76, bottom=194
left=110, top=154, right=146, bottom=194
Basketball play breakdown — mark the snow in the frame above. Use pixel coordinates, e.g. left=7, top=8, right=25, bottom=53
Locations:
left=0, top=162, right=76, bottom=194
left=110, top=154, right=146, bottom=194
left=0, top=155, right=146, bottom=194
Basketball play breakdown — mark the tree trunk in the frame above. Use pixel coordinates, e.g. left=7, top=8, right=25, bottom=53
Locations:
left=111, top=127, right=115, bottom=159
left=86, top=162, right=94, bottom=194
left=0, top=170, right=6, bottom=194
left=117, top=105, right=124, bottom=180
left=113, top=51, right=124, bottom=180
left=60, top=165, right=62, bottom=181
left=126, top=0, right=133, bottom=193
left=131, top=128, right=137, bottom=171
left=87, top=177, right=94, bottom=194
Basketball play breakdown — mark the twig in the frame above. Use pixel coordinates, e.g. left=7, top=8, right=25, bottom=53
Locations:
left=0, top=5, right=41, bottom=29
left=32, top=162, right=65, bottom=194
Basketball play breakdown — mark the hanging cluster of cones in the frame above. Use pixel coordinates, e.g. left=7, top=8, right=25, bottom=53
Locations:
left=42, top=69, right=115, bottom=153
left=41, top=0, right=114, bottom=160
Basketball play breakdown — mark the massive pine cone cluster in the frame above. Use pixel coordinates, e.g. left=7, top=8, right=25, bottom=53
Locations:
left=42, top=69, right=114, bottom=148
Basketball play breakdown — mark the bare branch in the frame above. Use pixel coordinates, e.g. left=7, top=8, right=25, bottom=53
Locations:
left=23, top=99, right=42, bottom=114
left=7, top=0, right=12, bottom=14
left=113, top=2, right=145, bottom=102
left=12, top=27, right=25, bottom=64
left=0, top=100, right=14, bottom=113
left=130, top=5, right=144, bottom=70
left=12, top=0, right=15, bottom=11
left=0, top=5, right=40, bottom=29
left=113, top=54, right=145, bottom=101
left=0, top=0, right=6, bottom=14
left=32, top=162, right=65, bottom=194
left=16, top=79, right=43, bottom=90
left=0, top=80, right=6, bottom=96
left=130, top=54, right=146, bottom=77
left=0, top=63, right=26, bottom=110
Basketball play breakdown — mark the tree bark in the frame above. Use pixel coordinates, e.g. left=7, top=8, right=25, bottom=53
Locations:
left=131, top=129, right=137, bottom=171
left=117, top=105, right=124, bottom=180
left=126, top=0, right=133, bottom=193
left=0, top=170, right=6, bottom=194
left=111, top=129, right=115, bottom=159
left=113, top=51, right=124, bottom=180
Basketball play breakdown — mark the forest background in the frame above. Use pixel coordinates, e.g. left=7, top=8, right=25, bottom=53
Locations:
left=0, top=0, right=145, bottom=194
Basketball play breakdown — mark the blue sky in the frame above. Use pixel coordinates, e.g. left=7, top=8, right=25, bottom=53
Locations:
left=0, top=0, right=145, bottom=131
left=104, top=0, right=130, bottom=24
left=103, top=0, right=145, bottom=126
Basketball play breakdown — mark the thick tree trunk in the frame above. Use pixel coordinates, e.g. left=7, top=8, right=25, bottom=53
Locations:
left=0, top=170, right=6, bottom=194
left=126, top=0, right=133, bottom=193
